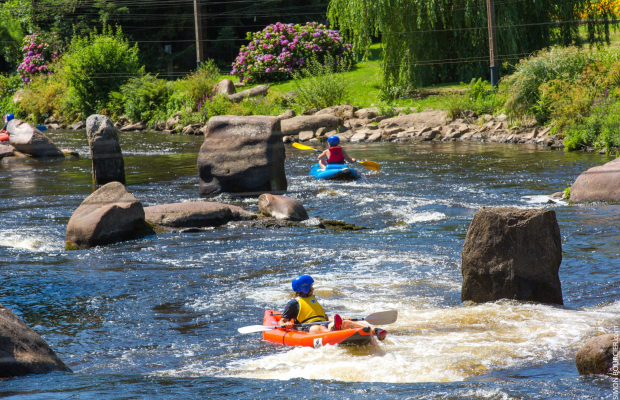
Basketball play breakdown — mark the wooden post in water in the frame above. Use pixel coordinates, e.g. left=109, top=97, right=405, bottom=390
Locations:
left=193, top=0, right=205, bottom=69
left=486, top=0, right=499, bottom=87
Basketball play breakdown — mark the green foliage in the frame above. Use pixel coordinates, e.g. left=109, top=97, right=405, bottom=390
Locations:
left=118, top=74, right=172, bottom=122
left=60, top=25, right=142, bottom=119
left=564, top=96, right=620, bottom=152
left=0, top=1, right=27, bottom=68
left=195, top=92, right=287, bottom=124
left=292, top=55, right=351, bottom=112
left=503, top=47, right=596, bottom=118
left=0, top=74, right=23, bottom=116
left=328, top=0, right=616, bottom=89
left=563, top=187, right=571, bottom=200
left=166, top=60, right=220, bottom=115
left=446, top=78, right=505, bottom=120
left=16, top=74, right=66, bottom=122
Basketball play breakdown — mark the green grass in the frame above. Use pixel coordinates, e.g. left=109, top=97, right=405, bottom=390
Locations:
left=223, top=44, right=479, bottom=111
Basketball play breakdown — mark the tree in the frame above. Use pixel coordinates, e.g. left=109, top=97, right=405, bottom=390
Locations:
left=328, top=0, right=618, bottom=91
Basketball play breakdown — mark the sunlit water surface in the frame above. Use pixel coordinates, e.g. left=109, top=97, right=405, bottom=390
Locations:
left=1, top=131, right=619, bottom=399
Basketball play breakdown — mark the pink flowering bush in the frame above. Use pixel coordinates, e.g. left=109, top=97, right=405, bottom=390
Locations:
left=17, top=33, right=61, bottom=83
left=231, top=22, right=354, bottom=84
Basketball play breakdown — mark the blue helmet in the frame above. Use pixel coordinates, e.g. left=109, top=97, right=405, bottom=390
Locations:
left=6, top=113, right=14, bottom=122
left=292, top=275, right=314, bottom=294
left=327, top=136, right=340, bottom=146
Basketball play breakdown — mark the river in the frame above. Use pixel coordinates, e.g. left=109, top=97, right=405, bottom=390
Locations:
left=1, top=131, right=618, bottom=399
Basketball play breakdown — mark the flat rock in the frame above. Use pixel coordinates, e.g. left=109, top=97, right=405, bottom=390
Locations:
left=380, top=111, right=447, bottom=130
left=228, top=85, right=269, bottom=102
left=281, top=115, right=342, bottom=136
left=69, top=121, right=85, bottom=130
left=0, top=144, right=15, bottom=160
left=7, top=120, right=64, bottom=158
left=315, top=105, right=357, bottom=120
left=145, top=202, right=255, bottom=228
left=570, top=157, right=620, bottom=203
left=120, top=121, right=146, bottom=132
left=65, top=182, right=155, bottom=249
left=258, top=194, right=308, bottom=221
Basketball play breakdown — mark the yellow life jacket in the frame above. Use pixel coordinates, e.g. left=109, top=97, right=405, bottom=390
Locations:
left=296, top=295, right=327, bottom=323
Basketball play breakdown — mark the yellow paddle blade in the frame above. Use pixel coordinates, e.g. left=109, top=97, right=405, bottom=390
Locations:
left=292, top=142, right=317, bottom=151
left=358, top=160, right=381, bottom=171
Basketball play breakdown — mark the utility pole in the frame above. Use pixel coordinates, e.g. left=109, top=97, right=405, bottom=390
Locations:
left=32, top=0, right=35, bottom=27
left=193, top=0, right=204, bottom=69
left=486, top=0, right=499, bottom=87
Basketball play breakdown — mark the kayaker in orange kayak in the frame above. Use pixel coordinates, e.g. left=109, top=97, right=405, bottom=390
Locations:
left=278, top=275, right=387, bottom=340
left=318, top=136, right=356, bottom=169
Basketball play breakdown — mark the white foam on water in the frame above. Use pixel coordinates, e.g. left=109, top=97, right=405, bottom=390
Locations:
left=522, top=195, right=567, bottom=206
left=219, top=301, right=618, bottom=383
left=0, top=229, right=63, bottom=253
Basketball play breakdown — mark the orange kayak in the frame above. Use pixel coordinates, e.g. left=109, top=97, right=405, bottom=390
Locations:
left=0, top=130, right=8, bottom=142
left=262, top=310, right=373, bottom=348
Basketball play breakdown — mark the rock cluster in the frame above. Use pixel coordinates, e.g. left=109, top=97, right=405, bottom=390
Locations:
left=287, top=106, right=562, bottom=147
left=461, top=207, right=563, bottom=305
left=0, top=304, right=72, bottom=378
left=144, top=202, right=256, bottom=229
left=7, top=119, right=64, bottom=158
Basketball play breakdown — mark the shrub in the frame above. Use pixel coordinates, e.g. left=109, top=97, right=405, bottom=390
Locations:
left=231, top=22, right=354, bottom=84
left=60, top=25, right=142, bottom=119
left=0, top=73, right=23, bottom=116
left=503, top=47, right=594, bottom=117
left=291, top=55, right=351, bottom=112
left=117, top=74, right=172, bottom=123
left=17, top=74, right=66, bottom=122
left=446, top=78, right=505, bottom=119
left=564, top=94, right=620, bottom=153
left=17, top=32, right=61, bottom=83
left=166, top=60, right=220, bottom=115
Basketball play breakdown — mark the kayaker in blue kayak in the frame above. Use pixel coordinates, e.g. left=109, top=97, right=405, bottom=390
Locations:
left=318, top=136, right=356, bottom=169
left=278, top=275, right=387, bottom=340
left=2, top=113, right=14, bottom=131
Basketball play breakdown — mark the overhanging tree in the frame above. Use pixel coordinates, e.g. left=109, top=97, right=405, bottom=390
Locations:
left=328, top=0, right=617, bottom=90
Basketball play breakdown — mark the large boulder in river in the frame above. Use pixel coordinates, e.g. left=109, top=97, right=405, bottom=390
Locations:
left=197, top=115, right=287, bottom=197
left=461, top=207, right=563, bottom=305
left=7, top=119, right=64, bottom=158
left=258, top=194, right=308, bottom=221
left=86, top=114, right=125, bottom=186
left=145, top=202, right=256, bottom=228
left=65, top=182, right=155, bottom=250
left=281, top=115, right=342, bottom=136
left=569, top=157, right=620, bottom=203
left=575, top=334, right=617, bottom=376
left=0, top=304, right=71, bottom=378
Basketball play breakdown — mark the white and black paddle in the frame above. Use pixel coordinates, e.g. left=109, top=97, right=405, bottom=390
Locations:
left=238, top=310, right=398, bottom=334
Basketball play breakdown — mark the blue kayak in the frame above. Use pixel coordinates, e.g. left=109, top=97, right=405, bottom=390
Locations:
left=310, top=163, right=360, bottom=180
